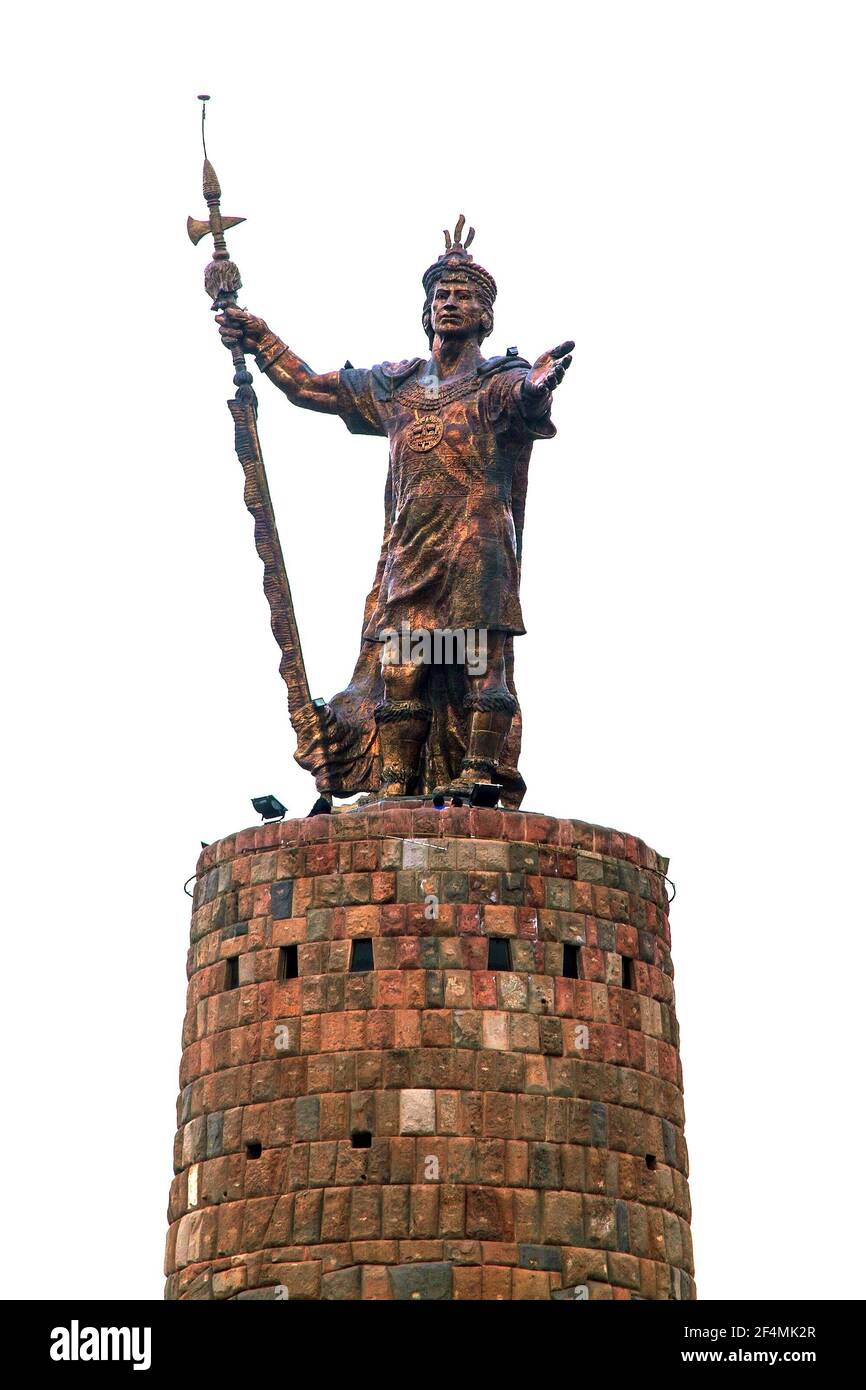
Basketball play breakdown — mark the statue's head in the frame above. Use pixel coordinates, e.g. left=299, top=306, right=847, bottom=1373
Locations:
left=422, top=215, right=497, bottom=348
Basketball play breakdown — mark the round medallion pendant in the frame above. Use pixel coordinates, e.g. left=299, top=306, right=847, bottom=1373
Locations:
left=406, top=414, right=444, bottom=452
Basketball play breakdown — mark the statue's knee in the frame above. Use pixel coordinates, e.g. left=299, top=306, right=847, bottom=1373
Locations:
left=465, top=631, right=513, bottom=714
left=382, top=661, right=425, bottom=702
left=467, top=647, right=506, bottom=693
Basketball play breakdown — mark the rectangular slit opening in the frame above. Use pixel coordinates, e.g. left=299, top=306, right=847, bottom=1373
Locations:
left=622, top=956, right=636, bottom=990
left=278, top=944, right=298, bottom=980
left=487, top=937, right=511, bottom=971
left=245, top=1141, right=262, bottom=1159
left=562, top=943, right=581, bottom=979
left=225, top=956, right=239, bottom=990
left=351, top=1131, right=372, bottom=1149
left=350, top=938, right=374, bottom=972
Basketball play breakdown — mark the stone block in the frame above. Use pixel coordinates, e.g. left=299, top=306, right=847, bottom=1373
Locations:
left=399, top=1088, right=436, bottom=1135
left=388, top=1262, right=453, bottom=1300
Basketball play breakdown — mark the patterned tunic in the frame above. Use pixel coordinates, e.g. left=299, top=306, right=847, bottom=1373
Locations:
left=336, top=355, right=555, bottom=639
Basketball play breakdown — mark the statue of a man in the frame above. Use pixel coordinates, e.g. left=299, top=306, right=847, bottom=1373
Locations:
left=217, top=217, right=572, bottom=806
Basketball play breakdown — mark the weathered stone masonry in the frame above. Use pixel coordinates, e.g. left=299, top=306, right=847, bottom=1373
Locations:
left=165, top=803, right=694, bottom=1300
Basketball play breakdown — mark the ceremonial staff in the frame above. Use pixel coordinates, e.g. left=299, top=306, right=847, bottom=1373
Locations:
left=188, top=96, right=332, bottom=810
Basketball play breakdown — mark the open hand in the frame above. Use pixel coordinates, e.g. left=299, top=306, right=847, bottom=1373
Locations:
left=524, top=340, right=575, bottom=402
left=215, top=305, right=270, bottom=355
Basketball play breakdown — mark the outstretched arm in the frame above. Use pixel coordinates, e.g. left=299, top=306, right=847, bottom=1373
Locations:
left=216, top=306, right=344, bottom=415
left=518, top=340, right=575, bottom=419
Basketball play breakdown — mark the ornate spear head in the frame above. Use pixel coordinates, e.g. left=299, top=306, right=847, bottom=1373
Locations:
left=187, top=96, right=246, bottom=309
left=188, top=96, right=255, bottom=402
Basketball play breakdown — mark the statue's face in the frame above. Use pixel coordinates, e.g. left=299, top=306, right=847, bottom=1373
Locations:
left=430, top=276, right=486, bottom=338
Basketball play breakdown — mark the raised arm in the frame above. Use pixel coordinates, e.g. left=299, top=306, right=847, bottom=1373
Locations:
left=216, top=306, right=344, bottom=415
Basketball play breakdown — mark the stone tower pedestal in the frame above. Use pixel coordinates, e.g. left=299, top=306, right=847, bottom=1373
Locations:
left=165, top=803, right=694, bottom=1300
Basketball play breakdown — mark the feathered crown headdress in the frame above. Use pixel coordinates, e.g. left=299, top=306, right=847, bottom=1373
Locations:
left=422, top=214, right=497, bottom=306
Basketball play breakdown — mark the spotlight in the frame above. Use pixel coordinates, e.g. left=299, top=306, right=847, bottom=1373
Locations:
left=251, top=794, right=287, bottom=822
left=308, top=795, right=332, bottom=817
left=470, top=782, right=502, bottom=808
left=432, top=792, right=446, bottom=810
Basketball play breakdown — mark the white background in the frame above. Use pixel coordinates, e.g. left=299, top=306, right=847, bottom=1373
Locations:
left=1, top=1, right=863, bottom=1301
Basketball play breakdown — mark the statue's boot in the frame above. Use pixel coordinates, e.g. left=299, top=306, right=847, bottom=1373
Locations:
left=435, top=689, right=516, bottom=798
left=374, top=699, right=431, bottom=797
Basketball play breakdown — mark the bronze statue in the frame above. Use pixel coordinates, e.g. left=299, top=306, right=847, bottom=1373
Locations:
left=191, top=103, right=571, bottom=808
left=216, top=223, right=572, bottom=807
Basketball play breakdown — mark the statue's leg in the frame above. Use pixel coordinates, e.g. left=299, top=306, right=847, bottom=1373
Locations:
left=457, top=631, right=517, bottom=787
left=374, top=658, right=431, bottom=797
